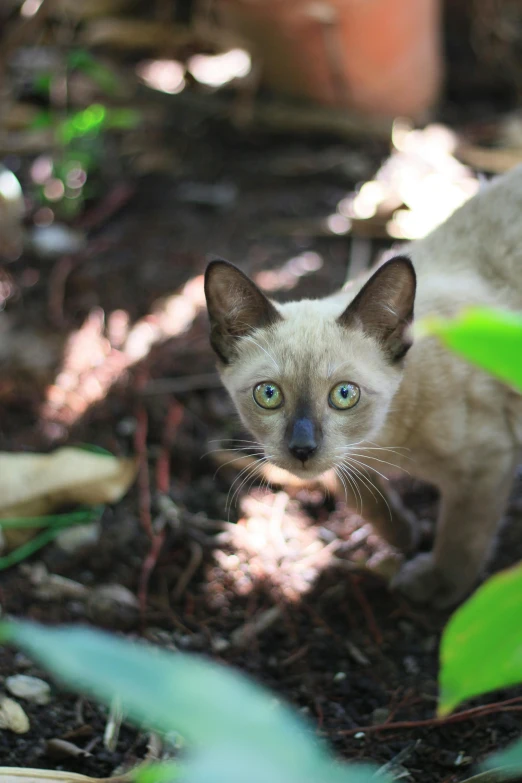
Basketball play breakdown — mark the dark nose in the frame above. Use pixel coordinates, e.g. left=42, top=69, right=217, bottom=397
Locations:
left=288, top=417, right=318, bottom=463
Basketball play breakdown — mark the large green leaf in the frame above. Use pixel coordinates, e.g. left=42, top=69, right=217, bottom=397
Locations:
left=439, top=564, right=522, bottom=716
left=0, top=621, right=383, bottom=783
left=418, top=307, right=522, bottom=392
left=482, top=739, right=522, bottom=779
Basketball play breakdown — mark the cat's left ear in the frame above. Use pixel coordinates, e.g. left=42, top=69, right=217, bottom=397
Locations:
left=205, top=259, right=282, bottom=364
left=338, top=256, right=416, bottom=361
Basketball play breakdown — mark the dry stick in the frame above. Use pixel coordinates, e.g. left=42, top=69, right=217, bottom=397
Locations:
left=337, top=696, right=522, bottom=736
left=349, top=575, right=383, bottom=647
left=138, top=400, right=184, bottom=615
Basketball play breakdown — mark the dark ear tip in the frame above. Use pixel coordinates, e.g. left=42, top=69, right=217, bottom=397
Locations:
left=385, top=255, right=416, bottom=278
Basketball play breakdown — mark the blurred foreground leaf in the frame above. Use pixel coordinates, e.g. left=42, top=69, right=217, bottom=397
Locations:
left=417, top=307, right=522, bottom=391
left=0, top=622, right=386, bottom=783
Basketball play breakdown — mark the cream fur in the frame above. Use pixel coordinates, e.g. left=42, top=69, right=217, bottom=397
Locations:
left=207, top=165, right=522, bottom=608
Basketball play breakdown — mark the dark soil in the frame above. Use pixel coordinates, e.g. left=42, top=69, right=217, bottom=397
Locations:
left=0, top=119, right=521, bottom=783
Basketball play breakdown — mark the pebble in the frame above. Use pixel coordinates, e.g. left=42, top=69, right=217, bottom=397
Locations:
left=403, top=655, right=420, bottom=675
left=30, top=224, right=86, bottom=258
left=6, top=674, right=51, bottom=705
left=333, top=671, right=347, bottom=682
left=55, top=522, right=100, bottom=554
left=0, top=696, right=30, bottom=733
left=371, top=707, right=390, bottom=725
left=87, top=583, right=139, bottom=629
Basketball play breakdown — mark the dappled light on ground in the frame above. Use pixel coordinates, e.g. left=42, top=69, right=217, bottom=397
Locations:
left=136, top=59, right=186, bottom=95
left=39, top=275, right=206, bottom=435
left=254, top=251, right=323, bottom=293
left=330, top=121, right=481, bottom=244
left=204, top=484, right=390, bottom=608
left=188, top=49, right=252, bottom=88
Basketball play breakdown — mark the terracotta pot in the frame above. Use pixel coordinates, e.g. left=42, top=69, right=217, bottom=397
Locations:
left=219, top=0, right=442, bottom=119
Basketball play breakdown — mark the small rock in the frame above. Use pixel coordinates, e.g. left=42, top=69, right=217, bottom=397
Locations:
left=55, top=522, right=100, bottom=554
left=30, top=224, right=86, bottom=258
left=87, top=583, right=139, bottom=628
left=0, top=696, right=30, bottom=733
left=333, top=672, right=347, bottom=682
left=33, top=573, right=89, bottom=601
left=211, top=636, right=230, bottom=653
left=403, top=655, right=420, bottom=675
left=6, top=674, right=51, bottom=705
left=354, top=731, right=366, bottom=740
left=371, top=707, right=390, bottom=725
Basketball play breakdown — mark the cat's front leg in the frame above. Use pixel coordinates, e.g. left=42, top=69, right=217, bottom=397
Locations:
left=351, top=473, right=419, bottom=554
left=391, top=453, right=517, bottom=608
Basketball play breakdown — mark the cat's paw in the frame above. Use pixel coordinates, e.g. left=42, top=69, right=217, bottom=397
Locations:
left=390, top=553, right=469, bottom=609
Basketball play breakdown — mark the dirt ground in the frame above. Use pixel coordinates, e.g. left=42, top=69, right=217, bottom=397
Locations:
left=0, top=118, right=522, bottom=783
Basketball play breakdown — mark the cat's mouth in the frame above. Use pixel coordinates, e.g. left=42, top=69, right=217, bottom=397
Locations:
left=268, top=453, right=330, bottom=481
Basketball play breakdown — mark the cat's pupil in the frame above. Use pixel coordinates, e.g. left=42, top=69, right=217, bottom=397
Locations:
left=265, top=386, right=274, bottom=398
left=340, top=386, right=349, bottom=398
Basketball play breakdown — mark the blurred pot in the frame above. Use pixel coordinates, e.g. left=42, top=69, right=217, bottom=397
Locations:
left=219, top=0, right=442, bottom=119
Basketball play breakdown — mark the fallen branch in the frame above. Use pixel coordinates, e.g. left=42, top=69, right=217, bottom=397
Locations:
left=338, top=695, right=522, bottom=736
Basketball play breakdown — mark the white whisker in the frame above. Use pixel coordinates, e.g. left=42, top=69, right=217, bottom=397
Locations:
left=243, top=335, right=281, bottom=373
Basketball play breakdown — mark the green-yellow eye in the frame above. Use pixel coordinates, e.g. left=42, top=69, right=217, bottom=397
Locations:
left=329, top=382, right=360, bottom=410
left=253, top=382, right=283, bottom=410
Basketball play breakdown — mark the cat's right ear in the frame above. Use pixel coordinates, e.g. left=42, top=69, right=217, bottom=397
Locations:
left=204, top=259, right=281, bottom=364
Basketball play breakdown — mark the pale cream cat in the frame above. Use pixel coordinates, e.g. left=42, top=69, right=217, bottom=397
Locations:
left=204, top=165, right=522, bottom=608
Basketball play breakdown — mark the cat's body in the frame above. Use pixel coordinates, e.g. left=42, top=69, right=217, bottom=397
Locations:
left=205, top=165, right=522, bottom=608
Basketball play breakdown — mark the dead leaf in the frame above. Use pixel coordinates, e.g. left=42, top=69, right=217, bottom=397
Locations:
left=0, top=448, right=137, bottom=549
left=0, top=769, right=134, bottom=783
left=0, top=696, right=30, bottom=733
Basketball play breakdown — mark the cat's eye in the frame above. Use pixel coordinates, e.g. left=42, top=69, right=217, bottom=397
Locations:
left=253, top=382, right=283, bottom=410
left=329, top=382, right=360, bottom=410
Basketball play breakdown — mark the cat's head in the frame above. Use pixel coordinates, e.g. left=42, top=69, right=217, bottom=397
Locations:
left=204, top=257, right=416, bottom=479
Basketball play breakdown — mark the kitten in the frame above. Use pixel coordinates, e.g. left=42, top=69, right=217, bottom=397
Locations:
left=204, top=165, right=522, bottom=608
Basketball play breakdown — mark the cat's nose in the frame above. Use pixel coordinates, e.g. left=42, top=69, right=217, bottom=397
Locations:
left=287, top=416, right=319, bottom=463
left=289, top=443, right=317, bottom=462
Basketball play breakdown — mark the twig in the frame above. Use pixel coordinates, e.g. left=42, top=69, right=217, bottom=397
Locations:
left=230, top=606, right=282, bottom=648
left=134, top=402, right=153, bottom=539
left=155, top=401, right=183, bottom=493
left=349, top=575, right=383, bottom=646
left=172, top=540, right=203, bottom=601
left=337, top=696, right=522, bottom=736
left=169, top=89, right=392, bottom=141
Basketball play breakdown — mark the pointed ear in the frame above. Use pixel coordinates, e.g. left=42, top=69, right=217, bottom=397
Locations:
left=204, top=259, right=282, bottom=363
left=338, top=256, right=416, bottom=361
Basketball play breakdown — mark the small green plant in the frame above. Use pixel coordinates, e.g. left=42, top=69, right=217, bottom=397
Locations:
left=0, top=621, right=386, bottom=783
left=424, top=305, right=522, bottom=777
left=30, top=48, right=140, bottom=219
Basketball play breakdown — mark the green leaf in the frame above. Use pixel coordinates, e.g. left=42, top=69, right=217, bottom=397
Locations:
left=135, top=762, right=181, bottom=783
left=0, top=506, right=103, bottom=571
left=439, top=564, right=522, bottom=716
left=482, top=740, right=522, bottom=778
left=0, top=622, right=329, bottom=772
left=417, top=307, right=522, bottom=392
left=106, top=108, right=141, bottom=130
left=68, top=49, right=119, bottom=95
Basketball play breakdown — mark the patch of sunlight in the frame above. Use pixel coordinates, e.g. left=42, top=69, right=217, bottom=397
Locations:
left=254, top=252, right=323, bottom=293
left=335, top=120, right=480, bottom=242
left=40, top=275, right=206, bottom=434
left=20, top=0, right=43, bottom=17
left=188, top=49, right=251, bottom=88
left=136, top=59, right=185, bottom=95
